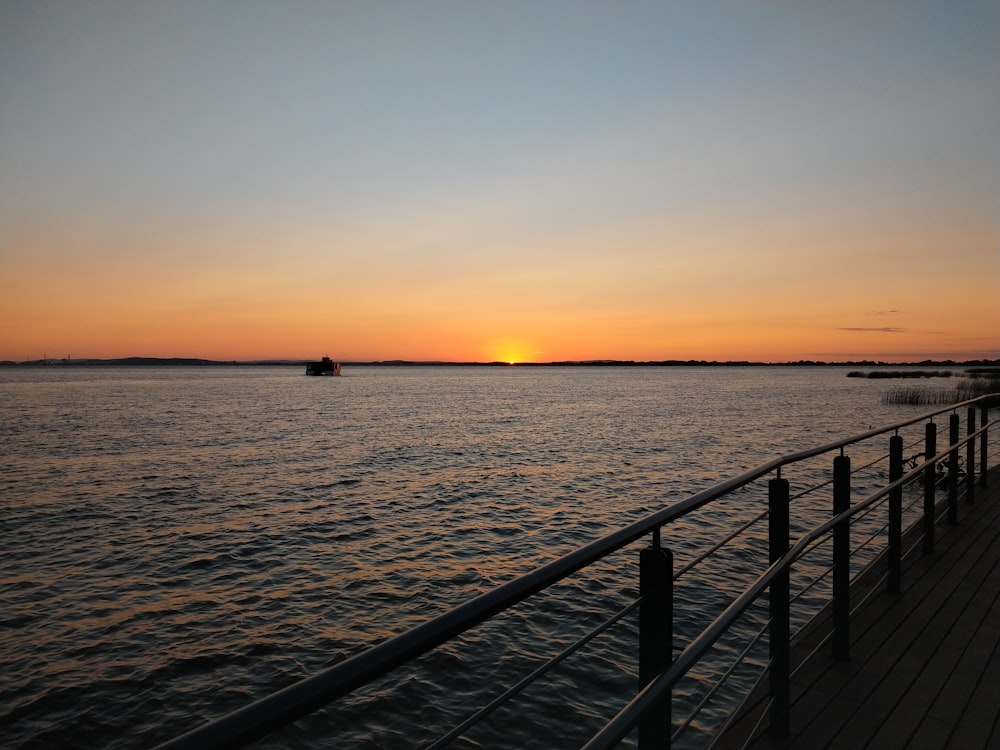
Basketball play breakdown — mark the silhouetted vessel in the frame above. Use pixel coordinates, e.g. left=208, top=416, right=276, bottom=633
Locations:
left=305, top=356, right=341, bottom=376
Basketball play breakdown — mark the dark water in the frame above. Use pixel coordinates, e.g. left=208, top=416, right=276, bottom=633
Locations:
left=1, top=365, right=931, bottom=748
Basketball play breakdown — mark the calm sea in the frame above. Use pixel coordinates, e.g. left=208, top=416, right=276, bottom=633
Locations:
left=1, top=365, right=933, bottom=749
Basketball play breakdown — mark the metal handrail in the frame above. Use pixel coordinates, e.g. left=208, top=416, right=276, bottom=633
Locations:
left=156, top=395, right=996, bottom=750
left=581, top=414, right=997, bottom=750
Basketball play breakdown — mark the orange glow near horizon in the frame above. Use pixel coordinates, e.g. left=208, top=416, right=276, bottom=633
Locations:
left=2, top=281, right=997, bottom=364
left=1, top=217, right=997, bottom=364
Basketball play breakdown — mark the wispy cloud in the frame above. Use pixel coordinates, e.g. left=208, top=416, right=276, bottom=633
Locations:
left=868, top=309, right=901, bottom=316
left=838, top=327, right=907, bottom=333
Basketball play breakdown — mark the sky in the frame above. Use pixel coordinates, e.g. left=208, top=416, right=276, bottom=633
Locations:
left=1, top=1, right=997, bottom=364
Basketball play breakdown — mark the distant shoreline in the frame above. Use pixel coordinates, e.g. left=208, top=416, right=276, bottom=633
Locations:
left=3, top=357, right=999, bottom=368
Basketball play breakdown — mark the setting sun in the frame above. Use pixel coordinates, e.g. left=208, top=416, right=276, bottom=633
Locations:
left=487, top=338, right=538, bottom=365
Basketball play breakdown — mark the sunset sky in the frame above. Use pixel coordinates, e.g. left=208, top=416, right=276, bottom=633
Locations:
left=1, top=1, right=997, bottom=364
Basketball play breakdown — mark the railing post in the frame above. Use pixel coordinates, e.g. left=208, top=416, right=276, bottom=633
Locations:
left=768, top=475, right=790, bottom=739
left=923, top=421, right=937, bottom=554
left=639, top=538, right=672, bottom=750
left=966, top=407, right=977, bottom=503
left=948, top=413, right=959, bottom=523
left=888, top=435, right=903, bottom=594
left=981, top=406, right=990, bottom=487
left=832, top=454, right=851, bottom=660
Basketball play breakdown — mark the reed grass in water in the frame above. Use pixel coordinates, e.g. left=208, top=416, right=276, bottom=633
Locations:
left=880, top=371, right=1000, bottom=406
left=880, top=387, right=956, bottom=405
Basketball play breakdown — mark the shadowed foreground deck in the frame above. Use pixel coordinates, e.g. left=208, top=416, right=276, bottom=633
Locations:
left=720, top=466, right=1000, bottom=750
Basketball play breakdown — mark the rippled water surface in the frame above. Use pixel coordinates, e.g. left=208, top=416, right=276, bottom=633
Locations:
left=1, top=365, right=931, bottom=748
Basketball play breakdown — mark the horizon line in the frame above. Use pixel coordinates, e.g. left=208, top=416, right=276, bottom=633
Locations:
left=4, top=356, right=1000, bottom=368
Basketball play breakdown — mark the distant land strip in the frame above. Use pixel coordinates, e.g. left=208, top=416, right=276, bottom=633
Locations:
left=3, top=357, right=999, bottom=368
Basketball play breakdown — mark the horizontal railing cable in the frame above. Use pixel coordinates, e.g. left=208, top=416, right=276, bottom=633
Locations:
left=851, top=450, right=891, bottom=474
left=788, top=473, right=832, bottom=502
left=723, top=702, right=770, bottom=750
left=675, top=509, right=769, bottom=580
left=705, top=650, right=773, bottom=750
left=673, top=616, right=770, bottom=744
left=902, top=534, right=924, bottom=561
left=788, top=555, right=833, bottom=611
left=707, top=679, right=774, bottom=750
left=424, top=597, right=642, bottom=750
left=849, top=569, right=890, bottom=618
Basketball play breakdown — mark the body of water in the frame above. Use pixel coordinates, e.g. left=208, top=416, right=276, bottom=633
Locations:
left=1, top=365, right=936, bottom=748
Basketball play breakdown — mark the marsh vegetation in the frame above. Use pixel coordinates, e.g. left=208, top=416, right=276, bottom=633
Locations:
left=877, top=369, right=1000, bottom=406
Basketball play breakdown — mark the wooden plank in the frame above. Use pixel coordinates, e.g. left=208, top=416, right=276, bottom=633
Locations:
left=946, top=636, right=1000, bottom=749
left=717, top=465, right=1000, bottom=749
left=826, top=480, right=1000, bottom=749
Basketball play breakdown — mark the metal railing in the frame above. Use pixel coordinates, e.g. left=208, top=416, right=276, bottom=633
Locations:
left=156, top=394, right=998, bottom=750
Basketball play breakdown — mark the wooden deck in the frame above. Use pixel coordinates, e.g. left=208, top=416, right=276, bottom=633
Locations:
left=719, top=467, right=1000, bottom=750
